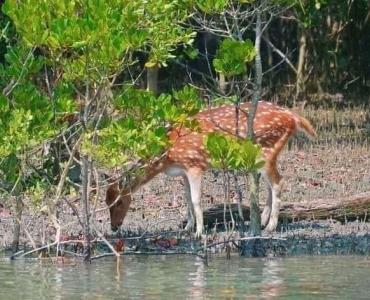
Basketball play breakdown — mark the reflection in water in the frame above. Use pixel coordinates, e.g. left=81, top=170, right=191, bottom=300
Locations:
left=260, top=259, right=285, bottom=299
left=54, top=266, right=63, bottom=300
left=188, top=258, right=206, bottom=299
left=115, top=257, right=122, bottom=291
left=0, top=255, right=369, bottom=299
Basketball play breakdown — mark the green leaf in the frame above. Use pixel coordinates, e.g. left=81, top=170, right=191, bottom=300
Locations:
left=184, top=47, right=199, bottom=59
left=213, top=38, right=256, bottom=76
left=71, top=40, right=88, bottom=49
left=197, top=0, right=230, bottom=13
left=0, top=95, right=8, bottom=112
left=205, top=132, right=264, bottom=172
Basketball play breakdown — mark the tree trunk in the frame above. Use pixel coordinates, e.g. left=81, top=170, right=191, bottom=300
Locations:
left=296, top=30, right=307, bottom=99
left=248, top=172, right=261, bottom=236
left=233, top=173, right=246, bottom=231
left=81, top=155, right=91, bottom=262
left=218, top=73, right=227, bottom=94
left=11, top=196, right=23, bottom=253
left=146, top=66, right=159, bottom=95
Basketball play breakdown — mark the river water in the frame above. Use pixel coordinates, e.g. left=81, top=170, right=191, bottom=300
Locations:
left=0, top=255, right=369, bottom=299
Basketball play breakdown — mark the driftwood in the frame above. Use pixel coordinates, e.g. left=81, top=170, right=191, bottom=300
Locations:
left=202, top=193, right=370, bottom=228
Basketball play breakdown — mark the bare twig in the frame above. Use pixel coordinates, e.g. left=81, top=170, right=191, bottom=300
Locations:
left=262, top=35, right=298, bottom=74
left=93, top=226, right=120, bottom=258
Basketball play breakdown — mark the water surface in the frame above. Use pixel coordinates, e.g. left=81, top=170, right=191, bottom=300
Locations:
left=0, top=255, right=369, bottom=299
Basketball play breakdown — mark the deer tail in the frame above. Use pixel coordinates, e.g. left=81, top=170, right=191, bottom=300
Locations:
left=295, top=115, right=317, bottom=139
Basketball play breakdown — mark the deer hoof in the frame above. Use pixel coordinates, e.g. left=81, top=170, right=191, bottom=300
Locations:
left=264, top=219, right=278, bottom=233
left=194, top=230, right=203, bottom=240
left=261, top=208, right=271, bottom=228
left=184, top=222, right=194, bottom=232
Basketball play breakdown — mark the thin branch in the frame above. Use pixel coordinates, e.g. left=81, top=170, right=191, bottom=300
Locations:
left=54, top=136, right=82, bottom=204
left=2, top=48, right=35, bottom=97
left=93, top=226, right=120, bottom=258
left=11, top=238, right=87, bottom=259
left=262, top=35, right=298, bottom=74
left=16, top=215, right=37, bottom=250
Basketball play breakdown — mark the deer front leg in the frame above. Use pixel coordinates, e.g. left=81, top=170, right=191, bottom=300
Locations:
left=261, top=185, right=272, bottom=228
left=183, top=176, right=195, bottom=232
left=185, top=168, right=203, bottom=238
left=260, top=171, right=272, bottom=227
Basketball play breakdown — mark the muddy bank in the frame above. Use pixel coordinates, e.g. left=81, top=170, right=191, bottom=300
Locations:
left=240, top=222, right=370, bottom=257
left=2, top=219, right=369, bottom=260
left=102, top=220, right=370, bottom=258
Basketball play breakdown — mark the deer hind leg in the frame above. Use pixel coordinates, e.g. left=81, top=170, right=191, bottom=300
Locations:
left=184, top=168, right=204, bottom=238
left=183, top=175, right=195, bottom=232
left=261, top=170, right=273, bottom=227
left=264, top=161, right=283, bottom=232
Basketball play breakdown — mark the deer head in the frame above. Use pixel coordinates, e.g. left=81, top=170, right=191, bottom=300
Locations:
left=106, top=182, right=132, bottom=232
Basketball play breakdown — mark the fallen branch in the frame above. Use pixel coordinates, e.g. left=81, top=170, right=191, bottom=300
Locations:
left=11, top=239, right=89, bottom=259
left=12, top=241, right=57, bottom=259
left=90, top=250, right=204, bottom=260
left=202, top=192, right=370, bottom=228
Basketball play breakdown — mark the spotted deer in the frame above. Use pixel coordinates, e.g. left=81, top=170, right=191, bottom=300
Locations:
left=106, top=101, right=316, bottom=237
